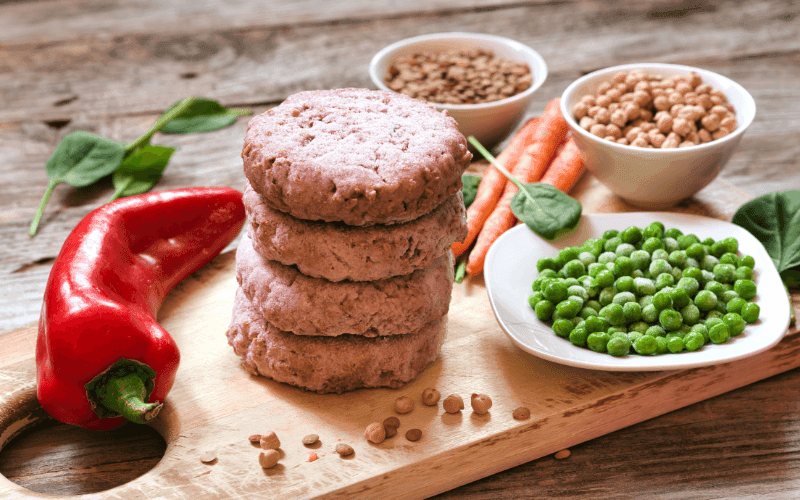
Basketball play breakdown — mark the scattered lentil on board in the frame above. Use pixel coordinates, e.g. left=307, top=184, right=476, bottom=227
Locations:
left=199, top=451, right=216, bottom=464
left=335, top=443, right=355, bottom=457
left=302, top=434, right=319, bottom=446
left=385, top=49, right=533, bottom=104
left=513, top=407, right=531, bottom=420
left=248, top=434, right=261, bottom=444
left=555, top=449, right=571, bottom=460
left=406, top=428, right=423, bottom=442
left=384, top=416, right=401, bottom=428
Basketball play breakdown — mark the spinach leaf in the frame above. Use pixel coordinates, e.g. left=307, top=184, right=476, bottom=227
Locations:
left=468, top=136, right=581, bottom=241
left=160, top=98, right=252, bottom=134
left=110, top=145, right=176, bottom=201
left=732, top=190, right=800, bottom=284
left=462, top=174, right=481, bottom=209
left=510, top=183, right=582, bottom=240
left=29, top=132, right=127, bottom=235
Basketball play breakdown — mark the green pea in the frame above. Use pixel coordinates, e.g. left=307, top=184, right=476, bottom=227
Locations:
left=567, top=325, right=587, bottom=346
left=721, top=290, right=739, bottom=303
left=602, top=303, right=625, bottom=326
left=587, top=332, right=610, bottom=353
left=691, top=323, right=710, bottom=343
left=602, top=229, right=619, bottom=239
left=662, top=237, right=680, bottom=253
left=652, top=291, right=673, bottom=311
left=629, top=321, right=649, bottom=334
left=528, top=292, right=544, bottom=309
left=584, top=315, right=609, bottom=333
left=612, top=291, right=636, bottom=305
left=670, top=288, right=692, bottom=311
left=598, top=251, right=617, bottom=265
left=708, top=322, right=730, bottom=344
left=639, top=295, right=654, bottom=308
left=537, top=257, right=558, bottom=272
left=701, top=254, right=719, bottom=272
left=627, top=331, right=643, bottom=344
left=629, top=249, right=650, bottom=271
left=706, top=310, right=724, bottom=321
left=686, top=243, right=707, bottom=261
left=685, top=257, right=700, bottom=269
left=607, top=336, right=632, bottom=356
left=668, top=250, right=688, bottom=269
left=734, top=279, right=757, bottom=300
left=604, top=236, right=623, bottom=253
left=655, top=272, right=675, bottom=290
left=694, top=290, right=718, bottom=311
left=741, top=302, right=760, bottom=323
left=585, top=299, right=602, bottom=312
left=556, top=247, right=580, bottom=269
left=652, top=248, right=670, bottom=262
left=680, top=324, right=693, bottom=335
left=649, top=259, right=672, bottom=278
left=641, top=304, right=658, bottom=323
left=615, top=276, right=635, bottom=293
left=563, top=259, right=586, bottom=279
left=539, top=268, right=558, bottom=279
left=682, top=267, right=704, bottom=285
left=664, top=228, right=683, bottom=239
left=655, top=336, right=670, bottom=354
left=552, top=318, right=575, bottom=338
left=643, top=222, right=665, bottom=239
left=615, top=243, right=636, bottom=258
left=677, top=234, right=700, bottom=250
left=594, top=269, right=616, bottom=290
left=614, top=256, right=635, bottom=277
left=704, top=280, right=725, bottom=298
left=659, top=308, right=683, bottom=331
left=725, top=297, right=746, bottom=315
left=641, top=237, right=665, bottom=254
left=701, top=269, right=716, bottom=285
left=676, top=276, right=700, bottom=297
left=739, top=255, right=755, bottom=269
left=598, top=286, right=617, bottom=306
left=723, top=313, right=746, bottom=336
left=719, top=252, right=739, bottom=267
left=580, top=238, right=605, bottom=258
left=535, top=300, right=555, bottom=321
left=567, top=295, right=585, bottom=309
left=681, top=304, right=701, bottom=325
left=577, top=251, right=596, bottom=267
left=734, top=266, right=754, bottom=281
left=640, top=325, right=663, bottom=338
left=667, top=336, right=684, bottom=353
left=567, top=285, right=589, bottom=301
left=633, top=334, right=658, bottom=355
left=579, top=306, right=598, bottom=319
left=618, top=226, right=642, bottom=244
left=543, top=281, right=569, bottom=302
left=713, top=263, right=736, bottom=283
left=556, top=299, right=581, bottom=319
left=684, top=331, right=705, bottom=351
left=701, top=237, right=715, bottom=246
left=623, top=302, right=642, bottom=323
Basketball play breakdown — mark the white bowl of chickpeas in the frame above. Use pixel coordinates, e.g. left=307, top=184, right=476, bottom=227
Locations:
left=370, top=32, right=548, bottom=149
left=560, top=63, right=755, bottom=209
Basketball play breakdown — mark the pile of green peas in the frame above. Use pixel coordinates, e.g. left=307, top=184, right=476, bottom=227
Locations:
left=528, top=221, right=761, bottom=357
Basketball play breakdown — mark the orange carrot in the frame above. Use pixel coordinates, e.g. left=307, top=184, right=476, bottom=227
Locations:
left=540, top=139, right=585, bottom=193
left=465, top=98, right=569, bottom=275
left=451, top=117, right=540, bottom=257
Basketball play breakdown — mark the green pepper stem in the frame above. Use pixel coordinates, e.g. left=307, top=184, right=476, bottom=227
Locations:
left=96, top=372, right=162, bottom=424
left=125, top=97, right=197, bottom=154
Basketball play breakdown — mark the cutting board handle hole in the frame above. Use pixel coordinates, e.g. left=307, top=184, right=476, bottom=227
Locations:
left=0, top=417, right=166, bottom=495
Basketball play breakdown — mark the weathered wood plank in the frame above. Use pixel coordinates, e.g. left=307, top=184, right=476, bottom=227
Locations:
left=0, top=1, right=797, bottom=123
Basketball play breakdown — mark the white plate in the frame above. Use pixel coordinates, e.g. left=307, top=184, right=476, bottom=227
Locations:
left=484, top=212, right=791, bottom=371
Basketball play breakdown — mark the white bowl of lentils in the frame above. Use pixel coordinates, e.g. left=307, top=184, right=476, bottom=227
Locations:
left=561, top=63, right=755, bottom=209
left=370, top=32, right=548, bottom=149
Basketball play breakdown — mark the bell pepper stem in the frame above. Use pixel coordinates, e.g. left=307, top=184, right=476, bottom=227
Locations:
left=97, top=373, right=163, bottom=424
left=85, top=358, right=161, bottom=424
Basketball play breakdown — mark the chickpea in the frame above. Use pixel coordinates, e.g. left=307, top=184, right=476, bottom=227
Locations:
left=610, top=109, right=627, bottom=128
left=595, top=94, right=612, bottom=108
left=422, top=387, right=441, bottom=406
left=625, top=127, right=642, bottom=143
left=700, top=113, right=720, bottom=132
left=365, top=422, right=386, bottom=444
left=712, top=129, right=730, bottom=140
left=616, top=137, right=629, bottom=145
left=698, top=128, right=712, bottom=143
left=594, top=107, right=611, bottom=125
left=653, top=95, right=670, bottom=111
left=597, top=81, right=613, bottom=94
left=719, top=116, right=737, bottom=133
left=259, top=449, right=280, bottom=469
left=260, top=431, right=281, bottom=450
left=605, top=123, right=622, bottom=140
left=631, top=135, right=649, bottom=148
left=443, top=394, right=464, bottom=414
left=672, top=117, right=692, bottom=137
left=662, top=132, right=681, bottom=149
left=656, top=113, right=673, bottom=134
left=590, top=123, right=608, bottom=137
left=573, top=102, right=589, bottom=119
left=579, top=116, right=596, bottom=130
left=471, top=393, right=493, bottom=415
left=395, top=395, right=414, bottom=414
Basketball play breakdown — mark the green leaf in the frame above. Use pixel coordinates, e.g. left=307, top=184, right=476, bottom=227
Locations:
left=110, top=145, right=175, bottom=201
left=732, top=190, right=800, bottom=278
left=454, top=260, right=467, bottom=283
left=467, top=136, right=582, bottom=241
left=46, top=131, right=127, bottom=187
left=159, top=98, right=251, bottom=134
left=510, top=183, right=582, bottom=240
left=30, top=131, right=126, bottom=235
left=462, top=174, right=481, bottom=209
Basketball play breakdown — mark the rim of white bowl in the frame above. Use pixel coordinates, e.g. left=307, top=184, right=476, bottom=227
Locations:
left=560, top=62, right=756, bottom=153
left=369, top=32, right=548, bottom=111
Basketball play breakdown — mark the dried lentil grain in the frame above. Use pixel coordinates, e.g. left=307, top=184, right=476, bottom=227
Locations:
left=405, top=428, right=423, bottom=442
left=513, top=407, right=531, bottom=420
left=335, top=443, right=354, bottom=457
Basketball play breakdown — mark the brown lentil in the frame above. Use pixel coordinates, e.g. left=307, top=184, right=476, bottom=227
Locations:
left=199, top=451, right=217, bottom=464
left=385, top=425, right=398, bottom=438
left=384, top=49, right=533, bottom=105
left=513, top=407, right=531, bottom=420
left=405, top=428, right=423, bottom=442
left=383, top=416, right=401, bottom=428
left=302, top=434, right=319, bottom=446
left=248, top=434, right=262, bottom=444
left=554, top=449, right=571, bottom=460
left=335, top=443, right=354, bottom=457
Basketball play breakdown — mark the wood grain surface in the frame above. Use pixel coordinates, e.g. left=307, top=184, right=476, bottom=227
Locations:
left=1, top=0, right=800, bottom=498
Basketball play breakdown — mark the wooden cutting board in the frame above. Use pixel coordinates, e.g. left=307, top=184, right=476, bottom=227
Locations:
left=2, top=174, right=799, bottom=499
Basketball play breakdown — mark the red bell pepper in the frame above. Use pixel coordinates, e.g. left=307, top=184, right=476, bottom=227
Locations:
left=36, top=187, right=246, bottom=430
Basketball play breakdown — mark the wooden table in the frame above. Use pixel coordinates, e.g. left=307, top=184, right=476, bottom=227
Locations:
left=1, top=0, right=799, bottom=498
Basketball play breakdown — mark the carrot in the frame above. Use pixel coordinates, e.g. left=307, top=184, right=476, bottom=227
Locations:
left=465, top=98, right=569, bottom=275
left=451, top=117, right=540, bottom=257
left=540, top=139, right=585, bottom=193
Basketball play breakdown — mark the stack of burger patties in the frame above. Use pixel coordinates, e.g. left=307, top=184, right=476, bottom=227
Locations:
left=226, top=88, right=471, bottom=394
